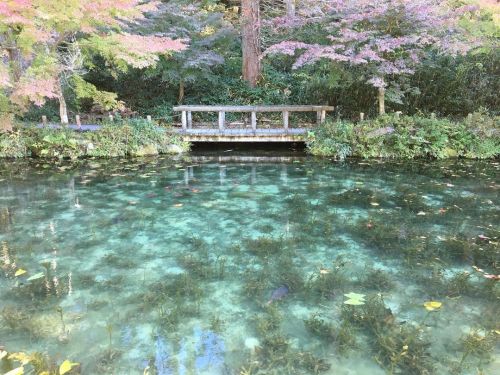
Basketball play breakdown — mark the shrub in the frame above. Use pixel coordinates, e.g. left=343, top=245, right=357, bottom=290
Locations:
left=306, top=120, right=354, bottom=160
left=0, top=131, right=28, bottom=158
left=307, top=113, right=499, bottom=159
left=0, top=120, right=190, bottom=159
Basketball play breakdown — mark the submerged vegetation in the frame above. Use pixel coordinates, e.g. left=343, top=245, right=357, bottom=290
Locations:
left=0, top=151, right=498, bottom=374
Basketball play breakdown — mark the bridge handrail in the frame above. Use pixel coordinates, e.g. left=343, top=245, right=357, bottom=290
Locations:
left=172, top=104, right=334, bottom=131
left=173, top=105, right=334, bottom=112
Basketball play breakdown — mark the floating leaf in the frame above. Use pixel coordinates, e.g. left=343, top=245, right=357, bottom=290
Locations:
left=5, top=367, right=24, bottom=375
left=344, top=292, right=365, bottom=300
left=424, top=301, right=442, bottom=311
left=59, top=359, right=79, bottom=375
left=14, top=269, right=27, bottom=277
left=370, top=202, right=380, bottom=206
left=344, top=292, right=366, bottom=305
left=27, top=272, right=45, bottom=281
left=344, top=298, right=365, bottom=305
left=8, top=352, right=31, bottom=364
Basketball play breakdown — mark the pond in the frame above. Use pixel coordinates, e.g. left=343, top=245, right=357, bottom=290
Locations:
left=0, top=155, right=498, bottom=374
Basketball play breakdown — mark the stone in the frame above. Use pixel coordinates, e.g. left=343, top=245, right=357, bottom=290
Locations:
left=244, top=337, right=260, bottom=353
left=165, top=144, right=184, bottom=154
left=131, top=144, right=158, bottom=156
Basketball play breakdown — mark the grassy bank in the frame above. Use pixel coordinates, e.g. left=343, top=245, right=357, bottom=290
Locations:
left=307, top=111, right=499, bottom=160
left=0, top=119, right=190, bottom=159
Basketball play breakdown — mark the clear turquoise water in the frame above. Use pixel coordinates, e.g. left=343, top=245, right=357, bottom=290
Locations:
left=0, top=156, right=498, bottom=375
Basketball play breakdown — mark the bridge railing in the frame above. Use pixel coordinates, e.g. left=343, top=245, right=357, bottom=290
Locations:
left=172, top=105, right=334, bottom=133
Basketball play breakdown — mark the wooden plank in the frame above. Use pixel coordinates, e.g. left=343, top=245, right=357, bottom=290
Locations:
left=283, top=111, right=289, bottom=130
left=181, top=111, right=187, bottom=130
left=173, top=105, right=335, bottom=112
left=187, top=111, right=192, bottom=129
left=251, top=111, right=257, bottom=132
left=218, top=111, right=225, bottom=131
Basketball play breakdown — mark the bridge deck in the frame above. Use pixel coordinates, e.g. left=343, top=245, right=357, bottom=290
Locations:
left=172, top=128, right=308, bottom=142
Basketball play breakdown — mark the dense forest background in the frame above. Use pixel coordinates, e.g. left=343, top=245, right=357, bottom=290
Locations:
left=4, top=0, right=500, bottom=123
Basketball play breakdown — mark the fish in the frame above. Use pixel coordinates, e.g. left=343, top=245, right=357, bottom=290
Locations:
left=267, top=284, right=289, bottom=305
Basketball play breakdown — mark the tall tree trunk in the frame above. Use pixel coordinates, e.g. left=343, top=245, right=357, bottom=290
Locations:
left=178, top=79, right=185, bottom=104
left=241, top=0, right=261, bottom=87
left=56, top=79, right=69, bottom=125
left=378, top=87, right=386, bottom=115
left=284, top=0, right=295, bottom=18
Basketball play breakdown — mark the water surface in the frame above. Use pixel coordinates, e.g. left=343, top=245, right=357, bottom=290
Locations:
left=0, top=156, right=498, bottom=374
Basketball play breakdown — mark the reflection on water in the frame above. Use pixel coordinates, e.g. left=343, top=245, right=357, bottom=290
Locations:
left=0, top=156, right=498, bottom=374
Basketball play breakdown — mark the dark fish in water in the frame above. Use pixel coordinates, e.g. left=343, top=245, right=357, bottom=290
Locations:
left=267, top=284, right=289, bottom=305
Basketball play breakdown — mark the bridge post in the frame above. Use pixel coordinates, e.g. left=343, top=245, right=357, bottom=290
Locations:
left=181, top=111, right=187, bottom=131
left=187, top=111, right=192, bottom=129
left=251, top=111, right=257, bottom=133
left=360, top=112, right=365, bottom=121
left=218, top=111, right=225, bottom=132
left=283, top=111, right=289, bottom=132
left=76, top=115, right=81, bottom=129
left=321, top=110, right=326, bottom=123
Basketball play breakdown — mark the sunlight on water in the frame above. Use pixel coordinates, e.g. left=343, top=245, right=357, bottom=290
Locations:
left=0, top=156, right=498, bottom=374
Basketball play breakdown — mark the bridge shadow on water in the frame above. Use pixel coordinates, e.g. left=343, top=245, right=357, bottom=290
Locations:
left=191, top=141, right=307, bottom=159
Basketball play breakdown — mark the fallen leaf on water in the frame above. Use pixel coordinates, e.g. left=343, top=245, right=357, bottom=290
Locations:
left=344, top=299, right=365, bottom=305
left=344, top=292, right=366, bottom=305
left=424, top=301, right=442, bottom=311
left=173, top=204, right=183, bottom=207
left=416, top=211, right=426, bottom=216
left=319, top=268, right=330, bottom=275
left=59, top=359, right=79, bottom=375
left=370, top=202, right=380, bottom=206
left=4, top=367, right=24, bottom=375
left=27, top=272, right=45, bottom=281
left=14, top=269, right=27, bottom=277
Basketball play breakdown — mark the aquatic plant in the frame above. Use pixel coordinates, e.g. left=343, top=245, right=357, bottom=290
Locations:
left=359, top=268, right=394, bottom=291
left=456, top=329, right=497, bottom=371
left=304, top=313, right=336, bottom=340
left=254, top=304, right=283, bottom=336
left=243, top=236, right=286, bottom=258
left=306, top=256, right=350, bottom=299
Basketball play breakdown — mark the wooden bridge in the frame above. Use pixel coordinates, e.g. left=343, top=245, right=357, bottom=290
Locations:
left=172, top=105, right=334, bottom=142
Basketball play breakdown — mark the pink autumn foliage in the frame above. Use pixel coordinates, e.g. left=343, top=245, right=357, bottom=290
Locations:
left=266, top=0, right=480, bottom=88
left=0, top=0, right=32, bottom=25
left=112, top=34, right=186, bottom=68
left=12, top=77, right=59, bottom=107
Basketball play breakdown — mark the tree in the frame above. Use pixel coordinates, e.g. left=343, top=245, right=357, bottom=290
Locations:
left=241, top=0, right=261, bottom=87
left=0, top=0, right=186, bottom=129
left=265, top=0, right=479, bottom=114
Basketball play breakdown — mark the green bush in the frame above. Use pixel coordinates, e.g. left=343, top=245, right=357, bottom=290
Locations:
left=0, top=120, right=190, bottom=159
left=0, top=131, right=28, bottom=158
left=307, top=112, right=499, bottom=159
left=306, top=120, right=354, bottom=159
